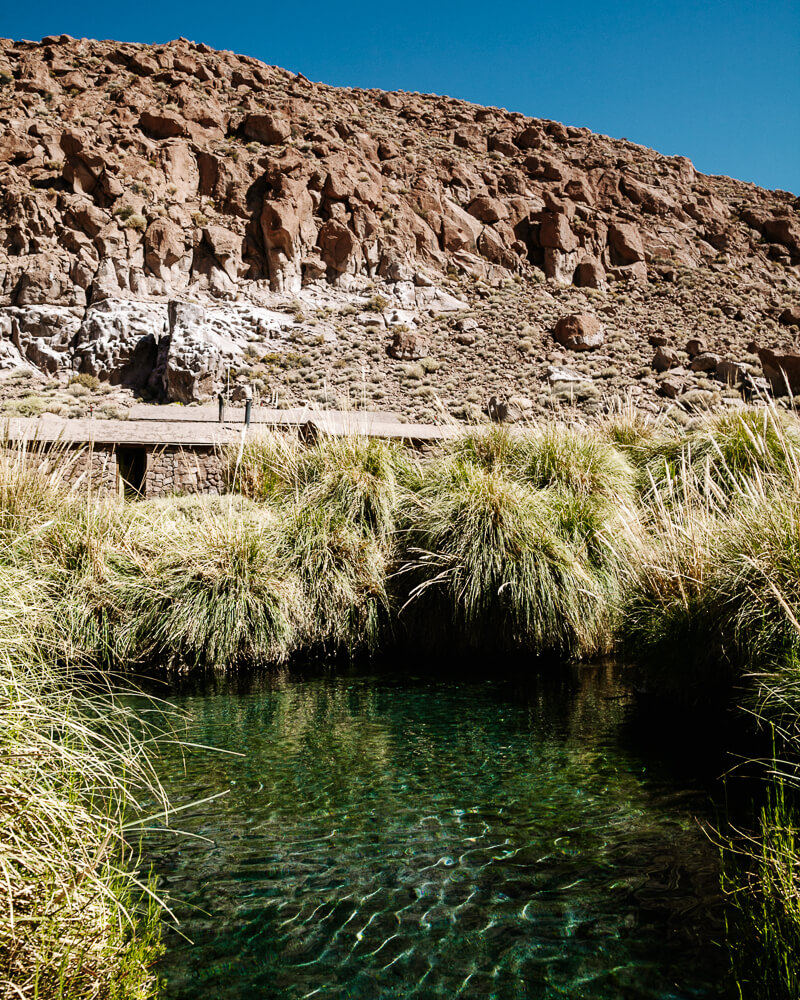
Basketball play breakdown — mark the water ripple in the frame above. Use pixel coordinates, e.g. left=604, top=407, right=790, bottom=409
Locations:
left=142, top=667, right=731, bottom=999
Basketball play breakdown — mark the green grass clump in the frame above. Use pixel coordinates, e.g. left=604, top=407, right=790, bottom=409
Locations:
left=513, top=424, right=636, bottom=503
left=230, top=431, right=411, bottom=540
left=641, top=408, right=800, bottom=503
left=0, top=565, right=165, bottom=999
left=620, top=495, right=728, bottom=700
left=723, top=778, right=800, bottom=1000
left=713, top=493, right=800, bottom=676
left=115, top=506, right=301, bottom=671
left=228, top=433, right=405, bottom=657
left=399, top=427, right=631, bottom=657
left=621, top=405, right=800, bottom=697
left=402, top=459, right=592, bottom=654
left=0, top=444, right=67, bottom=551
left=280, top=501, right=390, bottom=655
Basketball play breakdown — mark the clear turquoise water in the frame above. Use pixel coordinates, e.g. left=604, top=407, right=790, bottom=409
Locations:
left=141, top=665, right=731, bottom=999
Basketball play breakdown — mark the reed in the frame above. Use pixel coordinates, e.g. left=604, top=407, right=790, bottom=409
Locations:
left=722, top=775, right=800, bottom=1000
left=0, top=564, right=167, bottom=1000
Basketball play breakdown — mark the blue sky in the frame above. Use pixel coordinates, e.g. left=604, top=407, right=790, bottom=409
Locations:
left=5, top=0, right=799, bottom=192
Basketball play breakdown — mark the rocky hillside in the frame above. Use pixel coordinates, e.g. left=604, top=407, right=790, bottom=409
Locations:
left=0, top=33, right=798, bottom=422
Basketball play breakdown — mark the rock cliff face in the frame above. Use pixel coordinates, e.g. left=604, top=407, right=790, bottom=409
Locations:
left=0, top=34, right=798, bottom=416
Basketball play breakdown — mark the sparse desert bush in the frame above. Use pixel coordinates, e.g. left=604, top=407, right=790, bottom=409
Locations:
left=123, top=213, right=147, bottom=231
left=70, top=372, right=101, bottom=391
left=3, top=393, right=48, bottom=416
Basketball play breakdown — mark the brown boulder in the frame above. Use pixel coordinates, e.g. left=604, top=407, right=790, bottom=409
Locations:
left=653, top=346, right=681, bottom=372
left=758, top=348, right=800, bottom=395
left=17, top=55, right=59, bottom=95
left=658, top=374, right=687, bottom=399
left=488, top=132, right=517, bottom=156
left=203, top=225, right=243, bottom=280
left=176, top=89, right=228, bottom=131
left=388, top=330, right=429, bottom=360
left=301, top=254, right=327, bottom=283
left=685, top=337, right=707, bottom=357
left=540, top=213, right=579, bottom=252
left=525, top=156, right=569, bottom=182
left=317, top=219, right=360, bottom=273
left=488, top=396, right=522, bottom=423
left=515, top=126, right=542, bottom=150
left=129, top=52, right=159, bottom=75
left=779, top=305, right=800, bottom=327
left=762, top=217, right=800, bottom=258
left=716, top=359, right=747, bottom=386
left=454, top=127, right=486, bottom=153
left=59, top=129, right=106, bottom=196
left=145, top=218, right=185, bottom=273
left=64, top=200, right=110, bottom=239
left=553, top=313, right=604, bottom=352
left=441, top=198, right=483, bottom=253
left=467, top=196, right=507, bottom=224
left=378, top=139, right=401, bottom=160
left=608, top=222, right=645, bottom=264
left=690, top=352, right=721, bottom=373
left=0, top=132, right=34, bottom=164
left=609, top=261, right=648, bottom=283
left=323, top=154, right=356, bottom=200
left=139, top=111, right=188, bottom=139
left=574, top=258, right=606, bottom=289
left=243, top=112, right=291, bottom=145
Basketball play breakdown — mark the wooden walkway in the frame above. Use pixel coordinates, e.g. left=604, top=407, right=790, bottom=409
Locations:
left=1, top=408, right=461, bottom=447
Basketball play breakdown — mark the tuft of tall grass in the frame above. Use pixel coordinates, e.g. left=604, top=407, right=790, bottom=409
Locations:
left=711, top=492, right=800, bottom=677
left=615, top=407, right=800, bottom=994
left=229, top=431, right=412, bottom=540
left=620, top=404, right=800, bottom=697
left=114, top=505, right=302, bottom=671
left=640, top=407, right=800, bottom=503
left=599, top=394, right=663, bottom=453
left=722, top=777, right=800, bottom=1000
left=445, top=423, right=636, bottom=501
left=619, top=472, right=730, bottom=699
left=0, top=564, right=166, bottom=999
left=398, top=427, right=631, bottom=657
left=279, top=500, right=390, bottom=655
left=515, top=424, right=637, bottom=504
left=227, top=432, right=405, bottom=658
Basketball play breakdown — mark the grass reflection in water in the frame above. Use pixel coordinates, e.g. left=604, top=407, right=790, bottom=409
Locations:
left=143, top=665, right=730, bottom=1000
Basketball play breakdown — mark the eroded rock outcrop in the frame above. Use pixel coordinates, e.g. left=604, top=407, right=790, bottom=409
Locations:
left=0, top=35, right=796, bottom=411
